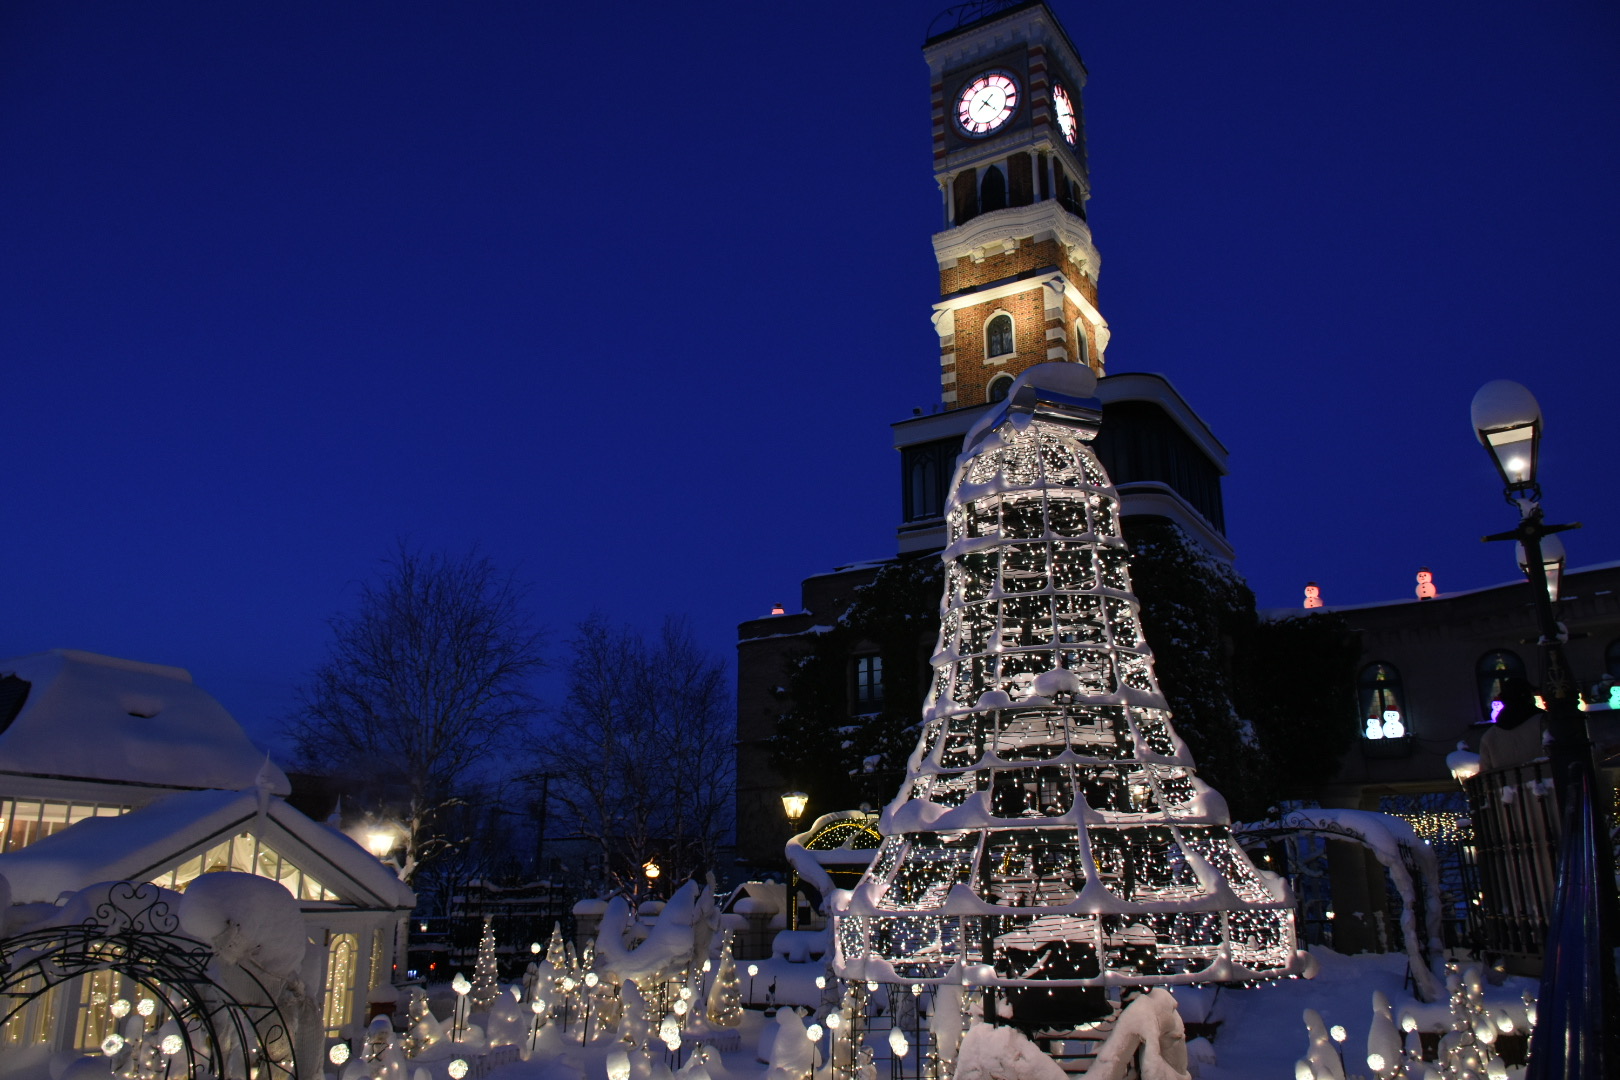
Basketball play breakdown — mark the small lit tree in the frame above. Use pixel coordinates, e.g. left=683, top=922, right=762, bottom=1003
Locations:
left=706, top=931, right=743, bottom=1028
left=544, top=922, right=568, bottom=970
left=471, top=918, right=500, bottom=1012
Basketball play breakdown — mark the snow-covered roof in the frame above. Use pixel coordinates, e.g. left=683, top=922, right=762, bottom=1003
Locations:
left=0, top=786, right=414, bottom=910
left=0, top=649, right=288, bottom=794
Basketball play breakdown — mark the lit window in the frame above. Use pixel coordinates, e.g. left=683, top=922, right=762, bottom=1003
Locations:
left=987, top=314, right=1014, bottom=358
left=855, top=655, right=884, bottom=706
left=987, top=374, right=1014, bottom=403
left=1358, top=663, right=1405, bottom=739
left=1476, top=650, right=1526, bottom=723
left=0, top=799, right=130, bottom=854
left=323, top=933, right=359, bottom=1036
left=152, top=832, right=337, bottom=901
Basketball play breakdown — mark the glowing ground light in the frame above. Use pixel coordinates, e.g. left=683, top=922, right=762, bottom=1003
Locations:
left=889, top=1029, right=909, bottom=1056
left=532, top=998, right=547, bottom=1014
left=110, top=999, right=131, bottom=1018
left=137, top=998, right=156, bottom=1016
left=585, top=972, right=599, bottom=988
left=674, top=999, right=689, bottom=1016
left=1329, top=1025, right=1346, bottom=1043
left=329, top=1044, right=351, bottom=1065
left=448, top=1059, right=469, bottom=1079
left=531, top=942, right=541, bottom=954
left=747, top=965, right=759, bottom=978
left=102, top=1034, right=125, bottom=1056
left=806, top=1024, right=823, bottom=1041
left=1367, top=1053, right=1385, bottom=1072
left=826, top=1013, right=841, bottom=1030
left=161, top=1034, right=183, bottom=1056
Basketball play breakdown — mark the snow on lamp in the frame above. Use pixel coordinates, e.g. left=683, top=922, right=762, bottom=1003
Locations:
left=832, top=363, right=1302, bottom=1008
left=1470, top=380, right=1541, bottom=494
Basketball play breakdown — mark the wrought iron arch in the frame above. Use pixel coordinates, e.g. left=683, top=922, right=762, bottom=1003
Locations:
left=1233, top=813, right=1445, bottom=1001
left=0, top=881, right=298, bottom=1080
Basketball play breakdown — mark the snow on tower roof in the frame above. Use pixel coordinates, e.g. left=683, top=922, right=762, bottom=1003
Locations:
left=0, top=649, right=289, bottom=794
left=0, top=785, right=414, bottom=910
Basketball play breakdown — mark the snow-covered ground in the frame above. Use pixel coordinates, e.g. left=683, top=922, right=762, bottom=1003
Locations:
left=408, top=947, right=1535, bottom=1080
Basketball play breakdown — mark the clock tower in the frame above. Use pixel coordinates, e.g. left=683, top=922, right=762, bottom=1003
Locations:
left=925, top=0, right=1104, bottom=409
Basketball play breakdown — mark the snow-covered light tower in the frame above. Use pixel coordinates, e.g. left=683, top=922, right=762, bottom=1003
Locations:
left=834, top=363, right=1304, bottom=1022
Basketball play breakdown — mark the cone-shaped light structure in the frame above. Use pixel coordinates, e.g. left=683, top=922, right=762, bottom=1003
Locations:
left=834, top=364, right=1303, bottom=990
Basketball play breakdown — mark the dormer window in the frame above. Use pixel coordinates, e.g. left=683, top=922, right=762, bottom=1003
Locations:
left=987, top=313, right=1014, bottom=358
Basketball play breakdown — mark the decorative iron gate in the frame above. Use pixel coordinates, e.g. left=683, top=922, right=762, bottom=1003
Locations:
left=0, top=881, right=299, bottom=1080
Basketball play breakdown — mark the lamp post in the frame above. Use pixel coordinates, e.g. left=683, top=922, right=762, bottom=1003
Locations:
left=781, top=792, right=808, bottom=931
left=1469, top=379, right=1615, bottom=1079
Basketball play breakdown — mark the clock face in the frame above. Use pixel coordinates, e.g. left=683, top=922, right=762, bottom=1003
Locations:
left=1051, top=83, right=1077, bottom=145
left=955, top=71, right=1019, bottom=136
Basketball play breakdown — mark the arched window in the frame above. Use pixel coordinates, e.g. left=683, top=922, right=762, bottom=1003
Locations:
left=987, top=374, right=1014, bottom=403
left=854, top=655, right=884, bottom=705
left=1476, top=650, right=1526, bottom=723
left=322, top=933, right=358, bottom=1036
left=908, top=453, right=940, bottom=520
left=1358, top=663, right=1406, bottom=740
left=953, top=170, right=979, bottom=225
left=1075, top=324, right=1090, bottom=366
left=986, top=313, right=1014, bottom=358
left=981, top=165, right=1008, bottom=213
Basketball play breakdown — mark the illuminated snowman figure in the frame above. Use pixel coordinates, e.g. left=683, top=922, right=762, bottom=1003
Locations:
left=1303, top=583, right=1324, bottom=609
left=833, top=364, right=1304, bottom=1027
left=1415, top=568, right=1437, bottom=601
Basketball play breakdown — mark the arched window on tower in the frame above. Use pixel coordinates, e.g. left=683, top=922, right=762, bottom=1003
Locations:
left=1075, top=324, right=1090, bottom=366
left=981, top=165, right=1008, bottom=213
left=987, top=374, right=1014, bottom=403
left=986, top=314, right=1014, bottom=358
left=1358, top=663, right=1406, bottom=740
left=1476, top=650, right=1527, bottom=724
left=953, top=171, right=979, bottom=226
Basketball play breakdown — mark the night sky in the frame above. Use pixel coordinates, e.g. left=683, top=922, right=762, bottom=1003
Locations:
left=2, top=1, right=1616, bottom=758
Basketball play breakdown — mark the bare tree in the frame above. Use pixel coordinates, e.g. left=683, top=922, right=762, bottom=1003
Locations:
left=533, top=615, right=734, bottom=892
left=287, top=543, right=546, bottom=881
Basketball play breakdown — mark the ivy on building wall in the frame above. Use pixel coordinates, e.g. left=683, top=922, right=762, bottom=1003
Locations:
left=769, top=559, right=942, bottom=816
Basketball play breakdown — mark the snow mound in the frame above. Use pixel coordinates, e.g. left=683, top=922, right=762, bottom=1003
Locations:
left=179, top=871, right=307, bottom=977
left=954, top=1024, right=1069, bottom=1080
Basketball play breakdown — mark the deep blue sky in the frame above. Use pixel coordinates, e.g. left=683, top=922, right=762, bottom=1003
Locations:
left=2, top=1, right=1616, bottom=757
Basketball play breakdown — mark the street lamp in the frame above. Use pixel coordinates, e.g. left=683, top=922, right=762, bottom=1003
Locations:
left=1468, top=380, right=1614, bottom=1079
left=781, top=792, right=808, bottom=931
left=643, top=859, right=661, bottom=898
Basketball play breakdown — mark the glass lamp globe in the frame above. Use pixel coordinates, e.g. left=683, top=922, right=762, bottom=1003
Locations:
left=1516, top=533, right=1566, bottom=602
left=781, top=791, right=809, bottom=823
left=1471, top=380, right=1542, bottom=491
